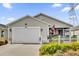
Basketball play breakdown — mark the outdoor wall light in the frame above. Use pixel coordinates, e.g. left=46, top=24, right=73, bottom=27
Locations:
left=48, top=25, right=51, bottom=28
left=41, top=28, right=43, bottom=32
left=25, top=23, right=27, bottom=28
left=9, top=28, right=12, bottom=32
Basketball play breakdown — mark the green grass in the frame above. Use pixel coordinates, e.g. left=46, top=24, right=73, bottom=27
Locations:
left=51, top=35, right=59, bottom=40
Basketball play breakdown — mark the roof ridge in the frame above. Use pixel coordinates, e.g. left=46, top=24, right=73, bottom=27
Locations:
left=7, top=15, right=50, bottom=26
left=34, top=13, right=73, bottom=27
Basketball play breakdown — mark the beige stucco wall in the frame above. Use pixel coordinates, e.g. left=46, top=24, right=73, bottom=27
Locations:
left=35, top=15, right=71, bottom=28
left=8, top=17, right=49, bottom=43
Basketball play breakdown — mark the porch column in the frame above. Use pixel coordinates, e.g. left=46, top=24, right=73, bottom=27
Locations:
left=8, top=28, right=10, bottom=43
left=77, top=34, right=79, bottom=42
left=8, top=28, right=9, bottom=40
left=63, top=28, right=65, bottom=41
left=58, top=35, right=61, bottom=44
left=69, top=28, right=72, bottom=42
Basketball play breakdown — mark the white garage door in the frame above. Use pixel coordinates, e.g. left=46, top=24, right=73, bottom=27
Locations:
left=12, top=27, right=41, bottom=43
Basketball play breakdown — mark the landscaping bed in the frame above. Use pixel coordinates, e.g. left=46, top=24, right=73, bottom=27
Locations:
left=39, top=42, right=79, bottom=56
left=0, top=38, right=8, bottom=46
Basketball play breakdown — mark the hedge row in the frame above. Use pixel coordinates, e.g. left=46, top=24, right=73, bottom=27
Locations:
left=39, top=42, right=79, bottom=56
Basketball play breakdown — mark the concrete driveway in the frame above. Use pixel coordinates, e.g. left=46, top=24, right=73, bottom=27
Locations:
left=0, top=44, right=41, bottom=56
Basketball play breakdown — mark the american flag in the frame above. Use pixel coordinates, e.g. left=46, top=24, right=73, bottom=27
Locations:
left=51, top=25, right=56, bottom=34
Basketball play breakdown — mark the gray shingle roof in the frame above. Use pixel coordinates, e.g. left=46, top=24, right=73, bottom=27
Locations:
left=34, top=13, right=73, bottom=27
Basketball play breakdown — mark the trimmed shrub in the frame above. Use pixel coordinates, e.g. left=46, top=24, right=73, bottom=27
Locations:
left=70, top=42, right=79, bottom=51
left=47, top=43, right=60, bottom=55
left=39, top=42, right=60, bottom=55
left=0, top=39, right=8, bottom=46
left=39, top=44, right=48, bottom=55
left=71, top=35, right=77, bottom=38
left=5, top=40, right=8, bottom=44
left=60, top=43, right=71, bottom=52
left=0, top=41, right=5, bottom=46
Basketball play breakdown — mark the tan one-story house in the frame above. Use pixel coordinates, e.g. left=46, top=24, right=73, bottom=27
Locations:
left=4, top=13, right=73, bottom=44
left=34, top=13, right=73, bottom=37
left=0, top=24, right=8, bottom=40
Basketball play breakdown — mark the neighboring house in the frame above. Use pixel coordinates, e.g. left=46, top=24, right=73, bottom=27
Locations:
left=72, top=25, right=79, bottom=35
left=6, top=13, right=73, bottom=44
left=0, top=24, right=8, bottom=40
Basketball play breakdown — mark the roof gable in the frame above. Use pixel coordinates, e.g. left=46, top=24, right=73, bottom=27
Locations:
left=34, top=13, right=73, bottom=27
left=7, top=15, right=50, bottom=26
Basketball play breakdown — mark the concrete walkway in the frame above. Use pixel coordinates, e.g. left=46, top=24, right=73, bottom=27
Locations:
left=0, top=44, right=41, bottom=56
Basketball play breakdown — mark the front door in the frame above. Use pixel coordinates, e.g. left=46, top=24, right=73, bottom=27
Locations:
left=58, top=30, right=63, bottom=36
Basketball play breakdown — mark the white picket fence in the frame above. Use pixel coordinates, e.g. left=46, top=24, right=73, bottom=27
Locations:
left=51, top=35, right=79, bottom=44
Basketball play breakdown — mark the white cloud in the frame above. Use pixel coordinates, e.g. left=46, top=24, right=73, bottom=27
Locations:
left=61, top=7, right=71, bottom=12
left=62, top=4, right=79, bottom=12
left=69, top=15, right=76, bottom=19
left=0, top=17, right=15, bottom=24
left=1, top=17, right=6, bottom=19
left=52, top=3, right=62, bottom=7
left=2, top=3, right=12, bottom=9
left=7, top=17, right=15, bottom=21
left=75, top=5, right=79, bottom=10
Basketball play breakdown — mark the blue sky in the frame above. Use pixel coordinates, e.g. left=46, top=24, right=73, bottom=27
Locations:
left=0, top=3, right=79, bottom=25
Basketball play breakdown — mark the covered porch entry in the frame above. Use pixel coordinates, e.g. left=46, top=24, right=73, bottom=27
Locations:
left=49, top=27, right=70, bottom=37
left=49, top=26, right=72, bottom=43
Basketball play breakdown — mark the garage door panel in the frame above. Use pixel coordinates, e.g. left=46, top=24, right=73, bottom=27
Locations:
left=12, top=27, right=41, bottom=43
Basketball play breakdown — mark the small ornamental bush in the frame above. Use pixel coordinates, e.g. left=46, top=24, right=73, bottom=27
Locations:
left=0, top=39, right=8, bottom=46
left=47, top=43, right=60, bottom=55
left=39, top=42, right=79, bottom=56
left=39, top=44, right=48, bottom=55
left=70, top=42, right=79, bottom=51
left=5, top=40, right=8, bottom=44
left=60, top=43, right=71, bottom=52
left=71, top=35, right=77, bottom=38
left=39, top=42, right=60, bottom=55
left=0, top=41, right=5, bottom=46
